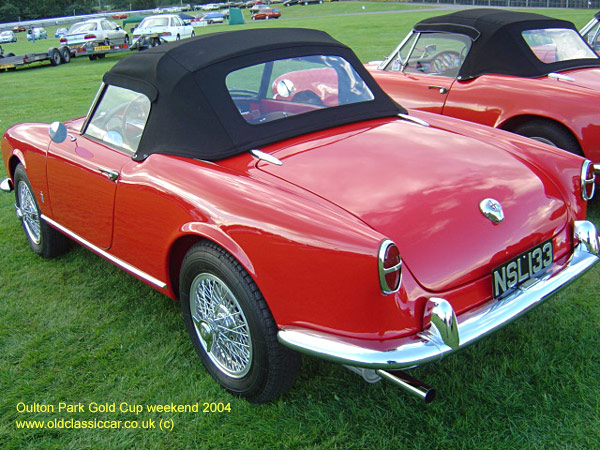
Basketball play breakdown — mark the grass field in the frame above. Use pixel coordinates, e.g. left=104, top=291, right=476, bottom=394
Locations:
left=1, top=4, right=599, bottom=449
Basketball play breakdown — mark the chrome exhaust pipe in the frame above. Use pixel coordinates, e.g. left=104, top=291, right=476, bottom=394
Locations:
left=376, top=369, right=436, bottom=403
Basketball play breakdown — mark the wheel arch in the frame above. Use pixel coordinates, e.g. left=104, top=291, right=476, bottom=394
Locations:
left=499, top=114, right=582, bottom=151
left=167, top=225, right=256, bottom=300
left=8, top=151, right=26, bottom=178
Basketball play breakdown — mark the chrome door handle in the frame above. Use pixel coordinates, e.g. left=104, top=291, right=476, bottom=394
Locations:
left=98, top=167, right=119, bottom=182
left=428, top=85, right=448, bottom=94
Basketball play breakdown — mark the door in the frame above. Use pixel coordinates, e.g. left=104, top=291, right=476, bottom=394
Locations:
left=46, top=84, right=151, bottom=250
left=371, top=31, right=472, bottom=114
left=46, top=134, right=127, bottom=250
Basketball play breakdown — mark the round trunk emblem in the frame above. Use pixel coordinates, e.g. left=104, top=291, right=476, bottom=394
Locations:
left=480, top=198, right=504, bottom=223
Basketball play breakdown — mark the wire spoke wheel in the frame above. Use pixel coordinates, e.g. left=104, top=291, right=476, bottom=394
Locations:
left=190, top=273, right=252, bottom=378
left=17, top=180, right=41, bottom=245
left=180, top=242, right=300, bottom=402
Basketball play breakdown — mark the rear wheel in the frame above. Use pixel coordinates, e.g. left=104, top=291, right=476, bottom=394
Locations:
left=513, top=120, right=582, bottom=156
left=49, top=49, right=61, bottom=66
left=14, top=164, right=69, bottom=258
left=180, top=242, right=300, bottom=403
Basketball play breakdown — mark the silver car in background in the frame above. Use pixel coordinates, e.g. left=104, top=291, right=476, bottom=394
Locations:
left=60, top=19, right=128, bottom=48
left=132, top=14, right=194, bottom=45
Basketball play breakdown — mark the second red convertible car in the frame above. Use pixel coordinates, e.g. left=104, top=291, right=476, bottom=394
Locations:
left=2, top=28, right=599, bottom=403
left=367, top=9, right=600, bottom=165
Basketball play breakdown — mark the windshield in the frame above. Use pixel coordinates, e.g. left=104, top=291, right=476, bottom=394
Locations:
left=522, top=28, right=597, bottom=63
left=226, top=55, right=375, bottom=124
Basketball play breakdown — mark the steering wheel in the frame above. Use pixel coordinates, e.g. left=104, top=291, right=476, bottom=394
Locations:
left=121, top=95, right=150, bottom=150
left=431, top=51, right=461, bottom=74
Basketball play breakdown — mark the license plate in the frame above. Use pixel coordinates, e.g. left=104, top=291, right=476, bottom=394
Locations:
left=492, top=240, right=553, bottom=299
left=93, top=45, right=111, bottom=51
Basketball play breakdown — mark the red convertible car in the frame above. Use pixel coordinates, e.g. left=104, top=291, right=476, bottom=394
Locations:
left=367, top=9, right=600, bottom=166
left=2, top=28, right=599, bottom=403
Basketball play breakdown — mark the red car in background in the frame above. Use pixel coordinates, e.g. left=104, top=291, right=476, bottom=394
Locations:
left=251, top=8, right=281, bottom=20
left=367, top=9, right=600, bottom=166
left=2, top=28, right=598, bottom=403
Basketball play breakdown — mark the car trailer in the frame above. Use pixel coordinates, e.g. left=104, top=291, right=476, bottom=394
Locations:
left=0, top=45, right=70, bottom=71
left=70, top=40, right=131, bottom=61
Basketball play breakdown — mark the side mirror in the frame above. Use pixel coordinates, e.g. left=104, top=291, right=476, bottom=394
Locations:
left=49, top=122, right=67, bottom=143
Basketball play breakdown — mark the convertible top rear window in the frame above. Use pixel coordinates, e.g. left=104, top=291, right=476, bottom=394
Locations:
left=226, top=55, right=374, bottom=125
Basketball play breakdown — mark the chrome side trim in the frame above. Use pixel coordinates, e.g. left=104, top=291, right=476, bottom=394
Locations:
left=250, top=149, right=283, bottom=166
left=548, top=72, right=575, bottom=82
left=1, top=177, right=13, bottom=193
left=278, top=221, right=599, bottom=369
left=41, top=214, right=167, bottom=289
left=398, top=114, right=429, bottom=127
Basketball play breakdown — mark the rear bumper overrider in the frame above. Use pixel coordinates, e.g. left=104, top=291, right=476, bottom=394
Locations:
left=278, top=220, right=599, bottom=371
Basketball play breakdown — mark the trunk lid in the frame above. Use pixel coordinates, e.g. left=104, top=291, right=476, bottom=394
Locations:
left=258, top=119, right=568, bottom=292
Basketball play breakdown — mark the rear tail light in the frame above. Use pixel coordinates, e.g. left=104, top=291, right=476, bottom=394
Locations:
left=84, top=34, right=97, bottom=40
left=378, top=239, right=402, bottom=295
left=60, top=38, right=66, bottom=43
left=581, top=160, right=595, bottom=201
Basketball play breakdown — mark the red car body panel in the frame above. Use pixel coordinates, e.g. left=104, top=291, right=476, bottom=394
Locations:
left=368, top=68, right=600, bottom=164
left=1, top=109, right=588, bottom=342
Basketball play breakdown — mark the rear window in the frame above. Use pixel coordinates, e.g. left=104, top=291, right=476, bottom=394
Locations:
left=226, top=55, right=374, bottom=124
left=522, top=28, right=597, bottom=63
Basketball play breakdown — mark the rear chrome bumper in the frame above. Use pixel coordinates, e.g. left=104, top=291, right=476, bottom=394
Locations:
left=278, top=220, right=599, bottom=370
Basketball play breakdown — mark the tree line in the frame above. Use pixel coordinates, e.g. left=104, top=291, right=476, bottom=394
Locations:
left=0, top=0, right=161, bottom=23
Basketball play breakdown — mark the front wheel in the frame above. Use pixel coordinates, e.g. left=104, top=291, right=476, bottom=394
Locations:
left=49, top=49, right=61, bottom=66
left=14, top=164, right=69, bottom=258
left=180, top=242, right=300, bottom=403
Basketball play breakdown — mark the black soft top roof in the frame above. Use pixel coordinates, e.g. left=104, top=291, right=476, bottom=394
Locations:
left=414, top=8, right=600, bottom=80
left=103, top=28, right=404, bottom=161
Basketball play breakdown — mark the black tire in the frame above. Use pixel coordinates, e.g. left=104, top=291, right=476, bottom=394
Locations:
left=89, top=54, right=97, bottom=61
left=513, top=120, right=582, bottom=156
left=124, top=35, right=129, bottom=45
left=49, top=49, right=61, bottom=66
left=180, top=242, right=300, bottom=403
left=59, top=47, right=70, bottom=63
left=97, top=53, right=106, bottom=59
left=14, top=164, right=69, bottom=258
left=176, top=34, right=180, bottom=40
